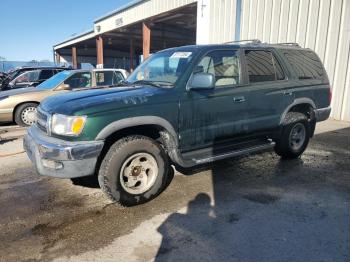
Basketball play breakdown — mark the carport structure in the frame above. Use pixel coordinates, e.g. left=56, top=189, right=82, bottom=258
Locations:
left=54, top=1, right=198, bottom=71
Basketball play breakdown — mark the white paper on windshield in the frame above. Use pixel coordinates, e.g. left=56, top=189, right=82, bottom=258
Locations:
left=170, top=52, right=192, bottom=59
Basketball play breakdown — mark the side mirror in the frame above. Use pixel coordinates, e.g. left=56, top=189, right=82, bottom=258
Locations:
left=55, top=83, right=70, bottom=91
left=188, top=73, right=215, bottom=90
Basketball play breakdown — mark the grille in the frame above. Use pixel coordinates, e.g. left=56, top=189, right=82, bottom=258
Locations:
left=36, top=107, right=49, bottom=133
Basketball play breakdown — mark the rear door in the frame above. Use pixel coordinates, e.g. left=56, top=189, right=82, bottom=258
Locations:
left=241, top=48, right=294, bottom=132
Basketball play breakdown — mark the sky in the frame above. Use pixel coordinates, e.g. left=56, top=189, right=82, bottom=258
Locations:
left=0, top=0, right=132, bottom=61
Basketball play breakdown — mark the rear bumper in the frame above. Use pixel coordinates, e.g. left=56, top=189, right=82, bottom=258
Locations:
left=24, top=126, right=104, bottom=178
left=314, top=106, right=331, bottom=122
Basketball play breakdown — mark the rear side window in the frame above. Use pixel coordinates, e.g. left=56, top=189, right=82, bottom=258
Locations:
left=245, top=50, right=285, bottom=83
left=64, top=72, right=92, bottom=89
left=39, top=70, right=54, bottom=80
left=283, top=50, right=324, bottom=80
left=95, top=71, right=124, bottom=86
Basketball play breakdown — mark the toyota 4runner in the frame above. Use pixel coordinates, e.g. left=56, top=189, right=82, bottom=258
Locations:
left=24, top=42, right=332, bottom=206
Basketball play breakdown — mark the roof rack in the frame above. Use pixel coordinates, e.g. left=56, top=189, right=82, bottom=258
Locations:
left=223, top=39, right=262, bottom=45
left=276, top=42, right=301, bottom=47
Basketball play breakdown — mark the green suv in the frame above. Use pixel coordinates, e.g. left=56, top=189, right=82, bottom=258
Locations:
left=24, top=42, right=331, bottom=206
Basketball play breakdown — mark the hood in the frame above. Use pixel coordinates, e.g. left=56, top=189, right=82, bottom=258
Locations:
left=40, top=85, right=161, bottom=115
left=0, top=87, right=38, bottom=98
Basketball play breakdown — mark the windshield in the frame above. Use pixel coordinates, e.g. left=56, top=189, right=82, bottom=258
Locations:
left=36, top=71, right=71, bottom=90
left=127, top=50, right=195, bottom=86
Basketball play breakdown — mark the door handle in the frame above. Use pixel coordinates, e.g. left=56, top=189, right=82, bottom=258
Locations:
left=233, top=96, right=245, bottom=103
left=284, top=91, right=293, bottom=96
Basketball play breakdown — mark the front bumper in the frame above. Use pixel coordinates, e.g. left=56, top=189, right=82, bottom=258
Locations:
left=314, top=106, right=331, bottom=122
left=24, top=126, right=104, bottom=178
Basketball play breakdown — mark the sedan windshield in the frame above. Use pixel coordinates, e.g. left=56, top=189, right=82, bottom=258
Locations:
left=127, top=50, right=195, bottom=87
left=36, top=71, right=71, bottom=90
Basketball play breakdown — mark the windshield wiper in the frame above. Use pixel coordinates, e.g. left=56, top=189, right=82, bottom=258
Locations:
left=132, top=80, right=173, bottom=88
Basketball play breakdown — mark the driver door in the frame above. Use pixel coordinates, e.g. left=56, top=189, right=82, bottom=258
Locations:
left=179, top=49, right=249, bottom=152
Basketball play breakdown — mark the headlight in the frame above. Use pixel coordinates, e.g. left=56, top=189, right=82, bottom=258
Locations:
left=51, top=114, right=87, bottom=136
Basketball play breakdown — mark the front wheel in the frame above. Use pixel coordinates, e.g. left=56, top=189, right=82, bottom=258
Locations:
left=98, top=135, right=170, bottom=206
left=275, top=112, right=310, bottom=159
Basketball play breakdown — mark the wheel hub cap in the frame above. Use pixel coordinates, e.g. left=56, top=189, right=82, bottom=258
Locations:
left=131, top=166, right=142, bottom=176
left=120, top=153, right=159, bottom=195
left=21, top=107, right=37, bottom=125
left=289, top=123, right=306, bottom=151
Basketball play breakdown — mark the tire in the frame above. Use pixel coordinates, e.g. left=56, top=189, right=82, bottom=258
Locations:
left=98, top=135, right=170, bottom=206
left=14, top=103, right=38, bottom=127
left=274, top=112, right=310, bottom=159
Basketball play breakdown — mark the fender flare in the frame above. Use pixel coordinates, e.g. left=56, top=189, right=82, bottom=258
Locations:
left=279, top=98, right=316, bottom=125
left=95, top=116, right=178, bottom=143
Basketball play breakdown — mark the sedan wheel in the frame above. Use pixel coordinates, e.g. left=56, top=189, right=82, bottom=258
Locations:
left=21, top=106, right=37, bottom=126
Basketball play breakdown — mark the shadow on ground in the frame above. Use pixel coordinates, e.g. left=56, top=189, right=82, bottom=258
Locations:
left=0, top=127, right=349, bottom=261
left=154, top=128, right=350, bottom=261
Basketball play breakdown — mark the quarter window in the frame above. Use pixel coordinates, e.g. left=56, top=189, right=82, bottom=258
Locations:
left=283, top=50, right=324, bottom=80
left=245, top=50, right=285, bottom=83
left=195, top=50, right=240, bottom=87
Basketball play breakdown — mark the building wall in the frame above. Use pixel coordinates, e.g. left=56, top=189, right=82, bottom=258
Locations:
left=196, top=0, right=238, bottom=44
left=95, top=0, right=197, bottom=35
left=241, top=0, right=350, bottom=121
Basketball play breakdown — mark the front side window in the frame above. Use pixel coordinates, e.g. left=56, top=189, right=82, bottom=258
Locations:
left=283, top=50, right=324, bottom=80
left=127, top=50, right=195, bottom=86
left=64, top=72, right=92, bottom=89
left=95, top=71, right=124, bottom=86
left=245, top=50, right=285, bottom=83
left=13, top=70, right=39, bottom=84
left=195, top=50, right=240, bottom=87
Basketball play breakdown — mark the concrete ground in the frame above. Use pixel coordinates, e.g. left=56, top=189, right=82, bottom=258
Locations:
left=0, top=120, right=349, bottom=262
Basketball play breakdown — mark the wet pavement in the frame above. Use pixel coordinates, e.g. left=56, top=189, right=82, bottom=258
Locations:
left=0, top=120, right=349, bottom=262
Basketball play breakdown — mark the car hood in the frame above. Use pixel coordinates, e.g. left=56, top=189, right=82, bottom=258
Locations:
left=0, top=87, right=38, bottom=98
left=40, top=85, right=162, bottom=115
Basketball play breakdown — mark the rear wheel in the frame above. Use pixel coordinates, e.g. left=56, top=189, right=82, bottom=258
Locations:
left=98, top=135, right=170, bottom=206
left=14, top=103, right=38, bottom=127
left=275, top=112, right=310, bottom=159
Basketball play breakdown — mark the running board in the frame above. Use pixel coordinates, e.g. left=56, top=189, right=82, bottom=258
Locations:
left=189, top=141, right=275, bottom=165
